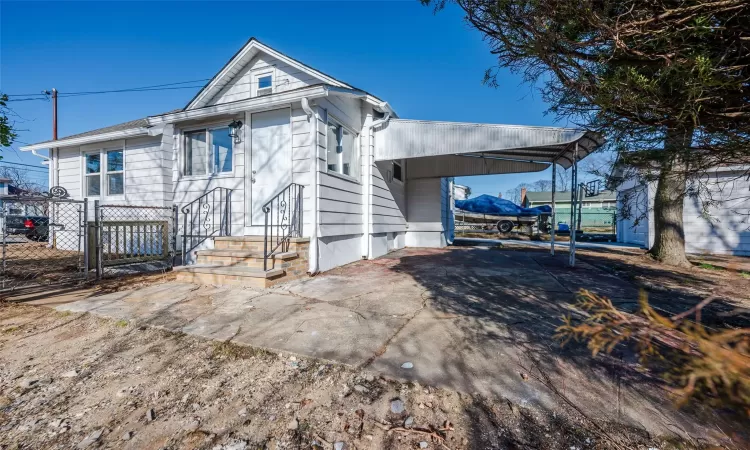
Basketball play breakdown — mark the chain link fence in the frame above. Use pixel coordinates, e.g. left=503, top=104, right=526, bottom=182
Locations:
left=0, top=194, right=179, bottom=296
left=1, top=197, right=88, bottom=293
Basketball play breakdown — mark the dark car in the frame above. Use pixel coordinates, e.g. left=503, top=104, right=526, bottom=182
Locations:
left=5, top=215, right=49, bottom=241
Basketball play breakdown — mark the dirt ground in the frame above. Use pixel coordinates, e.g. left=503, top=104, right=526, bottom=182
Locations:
left=572, top=246, right=750, bottom=309
left=1, top=244, right=749, bottom=450
left=0, top=303, right=708, bottom=450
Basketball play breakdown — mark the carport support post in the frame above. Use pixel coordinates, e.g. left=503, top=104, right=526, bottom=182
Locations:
left=569, top=142, right=579, bottom=267
left=550, top=160, right=556, bottom=255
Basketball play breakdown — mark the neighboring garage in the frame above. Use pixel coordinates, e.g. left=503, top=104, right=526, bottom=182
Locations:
left=615, top=166, right=750, bottom=255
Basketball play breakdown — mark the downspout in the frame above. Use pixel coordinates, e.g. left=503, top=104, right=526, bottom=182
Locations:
left=301, top=97, right=319, bottom=274
left=363, top=103, right=391, bottom=259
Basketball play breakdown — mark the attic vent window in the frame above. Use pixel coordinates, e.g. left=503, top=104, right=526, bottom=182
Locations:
left=256, top=74, right=273, bottom=96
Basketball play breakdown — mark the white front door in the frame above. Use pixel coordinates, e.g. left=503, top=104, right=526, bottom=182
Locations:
left=250, top=108, right=292, bottom=226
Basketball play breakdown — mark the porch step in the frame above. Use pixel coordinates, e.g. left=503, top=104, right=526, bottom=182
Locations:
left=174, top=264, right=285, bottom=288
left=213, top=236, right=310, bottom=251
left=195, top=249, right=298, bottom=269
left=180, top=236, right=310, bottom=288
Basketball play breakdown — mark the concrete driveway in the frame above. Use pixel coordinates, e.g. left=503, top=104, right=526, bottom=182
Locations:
left=55, top=245, right=718, bottom=439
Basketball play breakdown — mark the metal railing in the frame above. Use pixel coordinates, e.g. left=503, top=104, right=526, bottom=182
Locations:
left=263, top=183, right=303, bottom=271
left=181, top=187, right=232, bottom=260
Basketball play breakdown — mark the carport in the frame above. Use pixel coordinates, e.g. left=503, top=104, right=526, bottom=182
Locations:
left=373, top=119, right=604, bottom=266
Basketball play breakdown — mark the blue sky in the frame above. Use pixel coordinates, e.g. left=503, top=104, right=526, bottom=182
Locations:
left=1, top=1, right=579, bottom=195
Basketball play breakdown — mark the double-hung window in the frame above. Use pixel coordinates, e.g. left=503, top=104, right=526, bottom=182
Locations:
left=326, top=117, right=359, bottom=180
left=85, top=153, right=101, bottom=196
left=85, top=148, right=125, bottom=196
left=184, top=127, right=232, bottom=177
left=106, top=149, right=124, bottom=195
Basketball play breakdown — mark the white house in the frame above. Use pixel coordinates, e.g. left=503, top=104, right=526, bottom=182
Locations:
left=616, top=167, right=750, bottom=256
left=22, top=38, right=602, bottom=286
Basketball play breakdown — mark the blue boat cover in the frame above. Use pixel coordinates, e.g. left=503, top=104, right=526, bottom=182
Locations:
left=455, top=194, right=551, bottom=217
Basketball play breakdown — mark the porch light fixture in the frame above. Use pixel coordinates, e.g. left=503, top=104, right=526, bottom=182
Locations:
left=228, top=120, right=243, bottom=144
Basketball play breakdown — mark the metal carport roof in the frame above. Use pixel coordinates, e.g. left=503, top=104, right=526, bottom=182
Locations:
left=374, top=119, right=604, bottom=169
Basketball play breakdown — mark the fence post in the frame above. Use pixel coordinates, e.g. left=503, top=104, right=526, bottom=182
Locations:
left=83, top=199, right=89, bottom=279
left=172, top=204, right=178, bottom=267
left=94, top=200, right=102, bottom=280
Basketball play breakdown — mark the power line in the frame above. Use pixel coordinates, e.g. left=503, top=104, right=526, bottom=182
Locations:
left=5, top=97, right=50, bottom=103
left=58, top=78, right=212, bottom=97
left=5, top=78, right=212, bottom=101
left=0, top=160, right=50, bottom=170
left=4, top=64, right=300, bottom=102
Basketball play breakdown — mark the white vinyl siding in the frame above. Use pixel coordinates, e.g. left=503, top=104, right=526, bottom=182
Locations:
left=617, top=169, right=750, bottom=256
left=291, top=106, right=313, bottom=237
left=207, top=53, right=324, bottom=106
left=52, top=136, right=169, bottom=207
left=372, top=160, right=407, bottom=234
left=315, top=97, right=364, bottom=239
left=683, top=171, right=750, bottom=256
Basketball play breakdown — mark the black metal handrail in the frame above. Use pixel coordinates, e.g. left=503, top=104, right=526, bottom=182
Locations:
left=181, top=187, right=232, bottom=261
left=263, top=183, right=304, bottom=271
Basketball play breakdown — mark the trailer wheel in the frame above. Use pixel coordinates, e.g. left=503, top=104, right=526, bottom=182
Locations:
left=497, top=220, right=514, bottom=233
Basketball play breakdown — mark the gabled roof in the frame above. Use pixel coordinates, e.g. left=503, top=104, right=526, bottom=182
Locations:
left=185, top=37, right=357, bottom=110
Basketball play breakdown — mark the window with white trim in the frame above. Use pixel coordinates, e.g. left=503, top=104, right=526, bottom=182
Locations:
left=326, top=117, right=359, bottom=180
left=106, top=149, right=124, bottom=195
left=184, top=127, right=232, bottom=177
left=254, top=72, right=273, bottom=96
left=85, top=153, right=101, bottom=196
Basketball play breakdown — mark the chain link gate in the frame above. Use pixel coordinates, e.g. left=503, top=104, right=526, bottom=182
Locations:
left=1, top=196, right=88, bottom=293
left=94, top=203, right=178, bottom=278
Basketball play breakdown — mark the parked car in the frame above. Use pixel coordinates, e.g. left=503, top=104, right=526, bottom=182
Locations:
left=5, top=215, right=49, bottom=241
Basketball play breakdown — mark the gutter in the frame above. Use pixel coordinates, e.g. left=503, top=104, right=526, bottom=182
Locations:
left=362, top=103, right=391, bottom=259
left=30, top=149, right=50, bottom=163
left=149, top=85, right=331, bottom=125
left=20, top=127, right=151, bottom=152
left=300, top=97, right=319, bottom=274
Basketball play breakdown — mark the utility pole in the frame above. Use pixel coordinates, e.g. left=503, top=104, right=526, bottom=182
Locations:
left=51, top=88, right=58, bottom=140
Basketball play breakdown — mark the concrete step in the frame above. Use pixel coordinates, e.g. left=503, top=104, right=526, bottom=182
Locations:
left=195, top=250, right=298, bottom=268
left=214, top=236, right=310, bottom=251
left=174, top=264, right=285, bottom=288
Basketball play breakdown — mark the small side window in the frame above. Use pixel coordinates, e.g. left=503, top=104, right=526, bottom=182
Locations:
left=393, top=160, right=403, bottom=182
left=255, top=73, right=273, bottom=96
